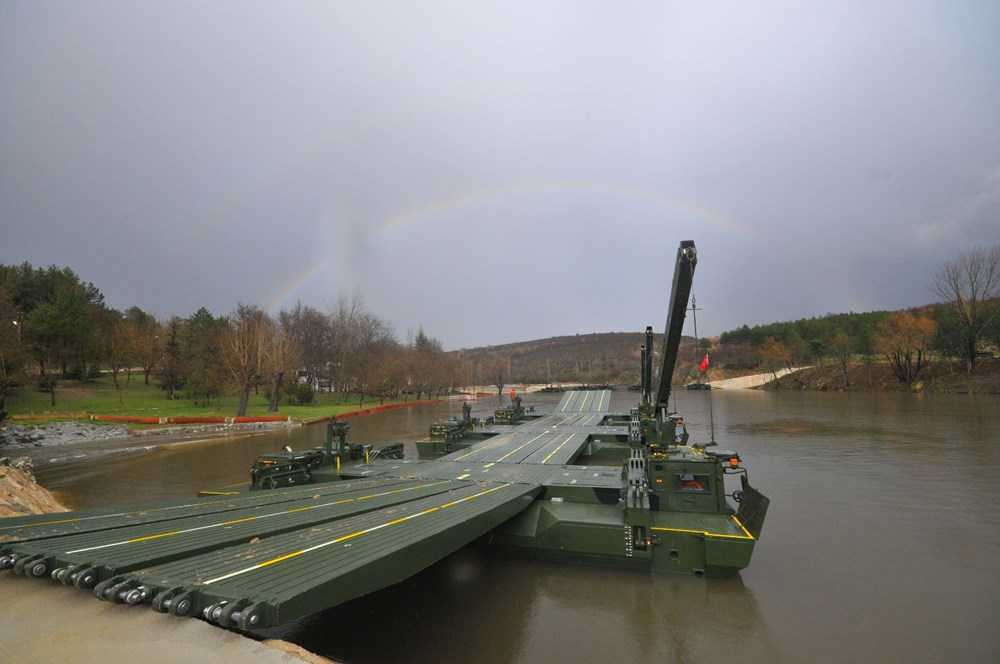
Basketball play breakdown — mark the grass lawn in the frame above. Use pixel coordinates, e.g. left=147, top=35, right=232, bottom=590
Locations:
left=5, top=375, right=419, bottom=424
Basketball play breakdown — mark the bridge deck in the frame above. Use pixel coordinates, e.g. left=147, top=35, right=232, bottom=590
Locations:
left=555, top=389, right=613, bottom=413
left=342, top=458, right=621, bottom=490
left=113, top=481, right=539, bottom=629
left=442, top=390, right=620, bottom=466
left=0, top=391, right=624, bottom=632
left=3, top=479, right=463, bottom=581
left=0, top=477, right=414, bottom=544
left=481, top=410, right=621, bottom=434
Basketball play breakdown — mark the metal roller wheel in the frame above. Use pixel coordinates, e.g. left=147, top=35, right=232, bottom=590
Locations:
left=169, top=592, right=194, bottom=617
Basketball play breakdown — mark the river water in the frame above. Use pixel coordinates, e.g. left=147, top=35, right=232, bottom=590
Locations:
left=36, top=390, right=1000, bottom=663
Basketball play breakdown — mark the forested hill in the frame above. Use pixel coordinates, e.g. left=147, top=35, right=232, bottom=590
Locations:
left=452, top=332, right=701, bottom=386
left=454, top=295, right=1000, bottom=386
left=717, top=296, right=1000, bottom=376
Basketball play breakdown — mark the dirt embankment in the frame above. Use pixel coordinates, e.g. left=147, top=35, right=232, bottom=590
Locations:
left=763, top=358, right=1000, bottom=394
left=0, top=457, right=68, bottom=518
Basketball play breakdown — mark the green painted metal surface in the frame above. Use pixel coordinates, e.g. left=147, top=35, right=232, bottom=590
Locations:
left=3, top=478, right=464, bottom=582
left=110, top=481, right=540, bottom=629
left=0, top=477, right=411, bottom=544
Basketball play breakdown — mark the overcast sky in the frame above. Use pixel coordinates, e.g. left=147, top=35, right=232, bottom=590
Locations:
left=2, top=1, right=999, bottom=348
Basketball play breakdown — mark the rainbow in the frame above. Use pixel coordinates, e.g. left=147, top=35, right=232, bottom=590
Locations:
left=263, top=180, right=744, bottom=312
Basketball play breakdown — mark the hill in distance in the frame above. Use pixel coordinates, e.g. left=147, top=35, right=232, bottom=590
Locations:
left=451, top=332, right=704, bottom=386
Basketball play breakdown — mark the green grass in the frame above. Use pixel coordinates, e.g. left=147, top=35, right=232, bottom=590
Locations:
left=5, top=375, right=417, bottom=424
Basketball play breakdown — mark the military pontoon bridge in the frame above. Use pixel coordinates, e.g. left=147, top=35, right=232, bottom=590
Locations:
left=0, top=240, right=769, bottom=635
left=0, top=391, right=621, bottom=630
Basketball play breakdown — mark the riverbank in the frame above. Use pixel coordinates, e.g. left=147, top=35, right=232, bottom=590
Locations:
left=4, top=375, right=433, bottom=426
left=761, top=358, right=1000, bottom=394
left=3, top=398, right=444, bottom=473
left=0, top=457, right=68, bottom=518
left=708, top=367, right=810, bottom=389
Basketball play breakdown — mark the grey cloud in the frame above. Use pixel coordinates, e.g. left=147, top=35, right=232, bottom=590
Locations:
left=2, top=1, right=999, bottom=347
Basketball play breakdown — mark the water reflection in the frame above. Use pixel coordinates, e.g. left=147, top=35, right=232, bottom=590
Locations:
left=274, top=546, right=774, bottom=664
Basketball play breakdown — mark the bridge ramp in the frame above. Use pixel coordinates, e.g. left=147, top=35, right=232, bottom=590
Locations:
left=555, top=389, right=613, bottom=413
left=105, top=481, right=539, bottom=631
left=2, top=479, right=461, bottom=583
left=0, top=477, right=411, bottom=544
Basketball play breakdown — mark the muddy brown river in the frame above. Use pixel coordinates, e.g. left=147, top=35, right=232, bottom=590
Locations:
left=34, top=390, right=1000, bottom=663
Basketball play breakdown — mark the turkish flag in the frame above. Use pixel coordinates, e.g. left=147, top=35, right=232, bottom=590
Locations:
left=698, top=354, right=710, bottom=373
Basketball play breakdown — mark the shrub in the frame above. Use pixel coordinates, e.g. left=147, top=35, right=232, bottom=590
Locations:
left=291, top=382, right=315, bottom=405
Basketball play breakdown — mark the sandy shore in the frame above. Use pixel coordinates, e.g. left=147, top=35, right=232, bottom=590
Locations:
left=0, top=573, right=333, bottom=663
left=0, top=456, right=333, bottom=663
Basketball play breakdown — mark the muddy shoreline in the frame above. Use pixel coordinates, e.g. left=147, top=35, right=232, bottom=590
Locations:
left=1, top=421, right=298, bottom=475
left=0, top=442, right=334, bottom=663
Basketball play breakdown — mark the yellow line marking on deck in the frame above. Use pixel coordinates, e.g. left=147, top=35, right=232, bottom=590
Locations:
left=541, top=434, right=577, bottom=464
left=494, top=432, right=551, bottom=463
left=203, top=484, right=513, bottom=585
left=5, top=480, right=390, bottom=532
left=63, top=481, right=452, bottom=555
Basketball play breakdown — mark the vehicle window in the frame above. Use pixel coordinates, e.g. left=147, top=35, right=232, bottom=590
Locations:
left=676, top=473, right=710, bottom=493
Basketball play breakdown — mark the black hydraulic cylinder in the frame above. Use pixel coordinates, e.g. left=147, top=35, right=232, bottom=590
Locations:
left=640, top=346, right=648, bottom=404
left=642, top=326, right=653, bottom=405
left=654, top=241, right=697, bottom=415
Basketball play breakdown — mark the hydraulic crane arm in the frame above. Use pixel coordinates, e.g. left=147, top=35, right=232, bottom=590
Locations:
left=654, top=240, right=697, bottom=416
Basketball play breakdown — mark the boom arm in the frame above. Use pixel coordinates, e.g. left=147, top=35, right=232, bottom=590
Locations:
left=654, top=240, right=697, bottom=415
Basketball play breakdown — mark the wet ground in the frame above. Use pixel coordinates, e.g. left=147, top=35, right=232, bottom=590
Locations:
left=0, top=573, right=327, bottom=663
left=16, top=390, right=1000, bottom=662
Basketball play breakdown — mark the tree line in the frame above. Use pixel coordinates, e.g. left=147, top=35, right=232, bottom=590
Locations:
left=0, top=262, right=470, bottom=419
left=716, top=245, right=1000, bottom=385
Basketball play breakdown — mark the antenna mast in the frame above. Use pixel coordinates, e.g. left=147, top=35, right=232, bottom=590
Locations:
left=690, top=294, right=716, bottom=446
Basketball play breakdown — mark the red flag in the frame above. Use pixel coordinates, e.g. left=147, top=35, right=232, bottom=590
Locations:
left=698, top=353, right=710, bottom=373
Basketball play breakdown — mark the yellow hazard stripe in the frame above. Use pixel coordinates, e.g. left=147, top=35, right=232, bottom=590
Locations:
left=651, top=516, right=755, bottom=541
left=730, top=515, right=754, bottom=539
left=203, top=484, right=512, bottom=585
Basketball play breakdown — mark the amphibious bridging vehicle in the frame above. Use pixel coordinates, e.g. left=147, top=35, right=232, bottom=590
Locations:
left=0, top=240, right=768, bottom=634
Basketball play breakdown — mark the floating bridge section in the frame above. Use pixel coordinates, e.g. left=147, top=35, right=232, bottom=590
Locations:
left=553, top=389, right=614, bottom=413
left=458, top=390, right=622, bottom=466
left=0, top=391, right=620, bottom=632
left=0, top=477, right=540, bottom=631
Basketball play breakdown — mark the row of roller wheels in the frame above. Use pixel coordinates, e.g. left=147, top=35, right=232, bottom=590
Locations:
left=2, top=552, right=267, bottom=631
left=1, top=552, right=50, bottom=579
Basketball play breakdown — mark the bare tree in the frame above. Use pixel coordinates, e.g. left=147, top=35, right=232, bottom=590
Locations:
left=221, top=305, right=268, bottom=416
left=874, top=312, right=936, bottom=384
left=135, top=324, right=162, bottom=385
left=488, top=355, right=508, bottom=396
left=279, top=303, right=329, bottom=384
left=828, top=331, right=853, bottom=387
left=758, top=337, right=791, bottom=383
left=0, top=287, right=26, bottom=421
left=108, top=318, right=136, bottom=402
left=934, top=244, right=1000, bottom=373
left=265, top=318, right=300, bottom=412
